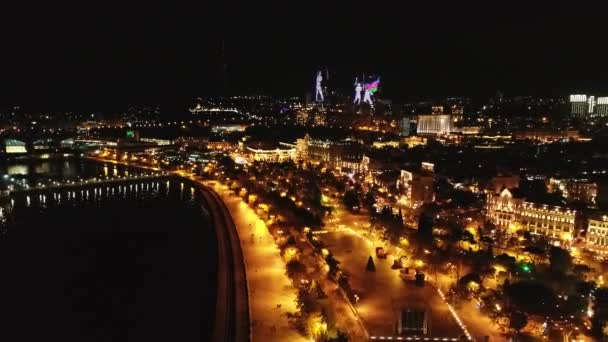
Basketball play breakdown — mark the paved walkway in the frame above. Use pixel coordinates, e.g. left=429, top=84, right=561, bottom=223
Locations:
left=294, top=230, right=369, bottom=341
left=207, top=183, right=306, bottom=342
left=322, top=194, right=504, bottom=341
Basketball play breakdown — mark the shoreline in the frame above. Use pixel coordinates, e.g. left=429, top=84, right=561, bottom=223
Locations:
left=83, top=156, right=252, bottom=341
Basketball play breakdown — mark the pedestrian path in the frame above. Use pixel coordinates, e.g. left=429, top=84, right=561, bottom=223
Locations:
left=208, top=183, right=307, bottom=342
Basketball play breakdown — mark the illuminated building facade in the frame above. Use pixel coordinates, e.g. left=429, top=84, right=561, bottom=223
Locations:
left=570, top=94, right=588, bottom=116
left=401, top=136, right=427, bottom=147
left=372, top=141, right=400, bottom=149
left=417, top=115, right=453, bottom=135
left=588, top=95, right=596, bottom=115
left=245, top=145, right=295, bottom=163
left=486, top=188, right=577, bottom=241
left=548, top=178, right=597, bottom=205
left=513, top=129, right=580, bottom=142
left=296, top=134, right=310, bottom=160
left=569, top=94, right=608, bottom=118
left=431, top=106, right=444, bottom=115
left=2, top=139, right=27, bottom=154
left=295, top=136, right=367, bottom=173
left=397, top=169, right=435, bottom=209
left=451, top=104, right=464, bottom=122
left=460, top=126, right=481, bottom=135
left=398, top=117, right=410, bottom=136
left=596, top=97, right=608, bottom=117
left=519, top=202, right=576, bottom=240
left=586, top=214, right=608, bottom=252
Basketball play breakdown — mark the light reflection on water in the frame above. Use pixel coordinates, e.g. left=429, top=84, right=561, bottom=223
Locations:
left=1, top=159, right=143, bottom=185
left=1, top=158, right=202, bottom=236
left=6, top=178, right=199, bottom=212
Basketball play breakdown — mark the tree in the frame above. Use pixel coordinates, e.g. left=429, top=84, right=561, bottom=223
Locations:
left=591, top=288, right=608, bottom=339
left=325, top=254, right=340, bottom=276
left=523, top=245, right=545, bottom=264
left=343, top=189, right=359, bottom=211
left=471, top=251, right=494, bottom=282
left=364, top=191, right=376, bottom=211
left=327, top=330, right=349, bottom=342
left=549, top=246, right=573, bottom=274
left=573, top=264, right=592, bottom=277
left=286, top=259, right=307, bottom=280
left=495, top=253, right=517, bottom=274
left=456, top=273, right=483, bottom=297
left=366, top=256, right=376, bottom=272
left=509, top=311, right=528, bottom=333
left=310, top=182, right=323, bottom=210
left=295, top=284, right=316, bottom=315
left=505, top=281, right=557, bottom=315
left=417, top=212, right=434, bottom=245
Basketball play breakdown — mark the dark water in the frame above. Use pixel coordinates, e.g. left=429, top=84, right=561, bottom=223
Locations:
left=0, top=164, right=217, bottom=342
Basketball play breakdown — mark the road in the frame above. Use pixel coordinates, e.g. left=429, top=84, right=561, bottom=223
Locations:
left=198, top=184, right=250, bottom=342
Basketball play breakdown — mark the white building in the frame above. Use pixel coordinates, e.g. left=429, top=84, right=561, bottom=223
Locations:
left=587, top=215, right=608, bottom=254
left=417, top=115, right=453, bottom=135
left=486, top=188, right=577, bottom=242
left=596, top=97, right=608, bottom=117
left=569, top=94, right=588, bottom=116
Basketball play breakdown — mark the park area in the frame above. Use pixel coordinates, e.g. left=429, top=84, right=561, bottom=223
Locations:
left=317, top=229, right=465, bottom=339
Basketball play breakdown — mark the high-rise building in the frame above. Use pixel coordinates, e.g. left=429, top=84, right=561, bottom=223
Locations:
left=588, top=95, right=596, bottom=115
left=586, top=214, right=608, bottom=252
left=596, top=97, right=608, bottom=117
left=547, top=178, right=597, bottom=205
left=451, top=104, right=464, bottom=122
left=570, top=94, right=588, bottom=116
left=398, top=117, right=410, bottom=137
left=417, top=115, right=453, bottom=135
left=431, top=105, right=444, bottom=115
left=397, top=169, right=435, bottom=209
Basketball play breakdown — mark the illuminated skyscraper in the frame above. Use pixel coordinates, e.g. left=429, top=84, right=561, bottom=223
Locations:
left=398, top=117, right=410, bottom=136
left=569, top=94, right=588, bottom=116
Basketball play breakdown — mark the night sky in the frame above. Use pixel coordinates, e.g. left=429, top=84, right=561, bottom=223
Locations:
left=2, top=1, right=608, bottom=111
